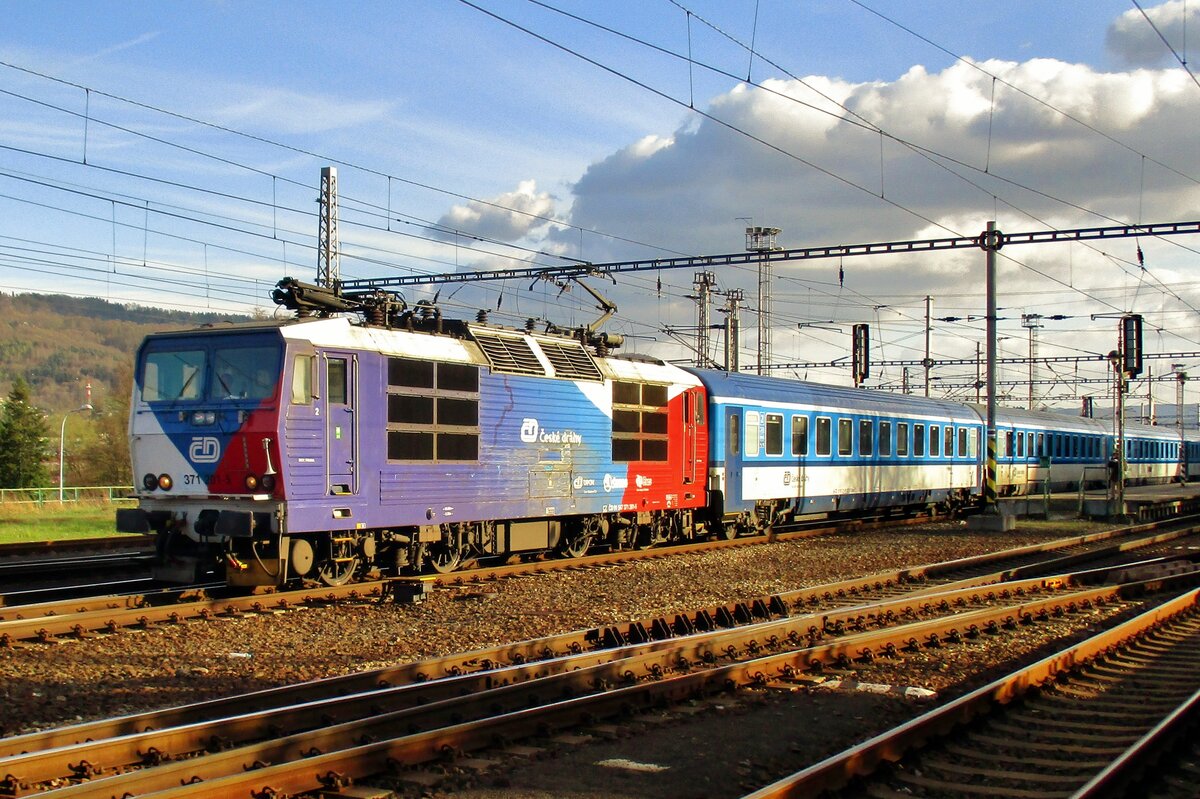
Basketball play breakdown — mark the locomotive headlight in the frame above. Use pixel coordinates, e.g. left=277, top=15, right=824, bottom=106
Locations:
left=157, top=474, right=174, bottom=491
left=191, top=411, right=216, bottom=425
left=142, top=473, right=158, bottom=491
left=244, top=474, right=259, bottom=491
left=260, top=474, right=276, bottom=492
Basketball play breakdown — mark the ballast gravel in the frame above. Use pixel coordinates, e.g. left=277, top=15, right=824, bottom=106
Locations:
left=2, top=521, right=1102, bottom=735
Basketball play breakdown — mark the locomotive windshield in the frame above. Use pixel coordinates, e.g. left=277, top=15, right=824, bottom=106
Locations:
left=143, top=349, right=206, bottom=401
left=140, top=339, right=281, bottom=402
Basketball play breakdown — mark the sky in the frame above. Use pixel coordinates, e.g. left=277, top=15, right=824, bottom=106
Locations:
left=1, top=0, right=1198, bottom=408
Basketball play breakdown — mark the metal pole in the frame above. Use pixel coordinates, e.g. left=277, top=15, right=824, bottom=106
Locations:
left=984, top=222, right=999, bottom=513
left=58, top=403, right=92, bottom=502
left=923, top=295, right=932, bottom=397
left=1178, top=369, right=1187, bottom=478
left=58, top=414, right=68, bottom=503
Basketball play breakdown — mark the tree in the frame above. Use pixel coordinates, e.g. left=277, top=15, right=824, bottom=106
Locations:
left=0, top=377, right=51, bottom=488
left=76, top=368, right=133, bottom=487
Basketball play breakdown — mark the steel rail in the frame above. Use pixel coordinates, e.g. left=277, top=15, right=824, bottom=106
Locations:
left=0, top=581, right=386, bottom=647
left=740, top=586, right=1200, bottom=799
left=0, top=568, right=1120, bottom=788
left=0, top=551, right=155, bottom=580
left=0, top=548, right=1117, bottom=758
left=0, top=515, right=1177, bottom=646
left=1071, top=686, right=1200, bottom=798
left=29, top=573, right=1200, bottom=799
left=12, top=567, right=1200, bottom=797
left=0, top=582, right=220, bottom=615
left=3, top=522, right=1196, bottom=765
left=0, top=536, right=153, bottom=559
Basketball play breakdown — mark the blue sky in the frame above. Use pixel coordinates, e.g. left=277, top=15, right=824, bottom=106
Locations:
left=1, top=1, right=1198, bottom=402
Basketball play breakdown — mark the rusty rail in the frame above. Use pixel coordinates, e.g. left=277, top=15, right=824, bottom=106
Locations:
left=8, top=569, right=1200, bottom=798
left=740, top=586, right=1200, bottom=799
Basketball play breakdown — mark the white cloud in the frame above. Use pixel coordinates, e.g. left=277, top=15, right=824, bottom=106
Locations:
left=536, top=45, right=1200, bottom=376
left=430, top=179, right=558, bottom=244
left=1107, top=0, right=1200, bottom=66
left=213, top=88, right=394, bottom=136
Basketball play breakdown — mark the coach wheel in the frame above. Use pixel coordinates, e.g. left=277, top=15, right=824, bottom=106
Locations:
left=722, top=521, right=739, bottom=540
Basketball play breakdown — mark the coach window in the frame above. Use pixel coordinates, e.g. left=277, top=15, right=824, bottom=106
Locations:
left=1037, top=433, right=1045, bottom=457
left=929, top=425, right=940, bottom=457
left=945, top=426, right=954, bottom=458
left=1016, top=431, right=1024, bottom=458
left=745, top=412, right=761, bottom=457
left=879, top=421, right=892, bottom=456
left=1005, top=431, right=1013, bottom=457
left=957, top=427, right=968, bottom=458
left=765, top=413, right=784, bottom=456
left=859, top=419, right=873, bottom=456
left=291, top=354, right=314, bottom=404
left=791, top=415, right=809, bottom=456
left=968, top=428, right=979, bottom=458
left=897, top=422, right=909, bottom=456
left=728, top=413, right=741, bottom=456
left=838, top=418, right=853, bottom=456
left=816, top=417, right=832, bottom=456
left=914, top=424, right=926, bottom=457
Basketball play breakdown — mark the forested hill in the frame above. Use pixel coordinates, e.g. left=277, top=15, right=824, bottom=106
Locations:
left=0, top=293, right=250, bottom=414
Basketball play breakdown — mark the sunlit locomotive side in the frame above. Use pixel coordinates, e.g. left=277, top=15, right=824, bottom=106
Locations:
left=117, top=304, right=710, bottom=586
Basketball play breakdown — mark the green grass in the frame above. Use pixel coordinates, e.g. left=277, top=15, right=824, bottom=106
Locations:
left=0, top=501, right=136, bottom=543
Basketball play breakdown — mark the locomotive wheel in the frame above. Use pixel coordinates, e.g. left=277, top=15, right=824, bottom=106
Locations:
left=427, top=542, right=463, bottom=574
left=316, top=557, right=358, bottom=586
left=557, top=531, right=591, bottom=559
left=316, top=537, right=360, bottom=586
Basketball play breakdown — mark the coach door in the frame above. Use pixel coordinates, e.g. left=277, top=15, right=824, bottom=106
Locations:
left=322, top=353, right=358, bottom=495
left=682, top=389, right=699, bottom=485
left=724, top=406, right=743, bottom=508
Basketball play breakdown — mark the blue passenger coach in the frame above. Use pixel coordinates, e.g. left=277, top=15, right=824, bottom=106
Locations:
left=685, top=370, right=984, bottom=534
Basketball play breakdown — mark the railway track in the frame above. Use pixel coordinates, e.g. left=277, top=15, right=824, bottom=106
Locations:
left=2, top=530, right=1199, bottom=797
left=745, top=586, right=1200, bottom=799
left=0, top=536, right=153, bottom=560
left=3, top=516, right=1196, bottom=648
left=0, top=511, right=917, bottom=606
left=0, top=536, right=155, bottom=588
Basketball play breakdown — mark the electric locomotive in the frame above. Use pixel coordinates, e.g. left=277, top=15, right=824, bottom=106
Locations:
left=117, top=279, right=710, bottom=586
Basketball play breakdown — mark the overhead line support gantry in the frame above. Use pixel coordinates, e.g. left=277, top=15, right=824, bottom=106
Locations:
left=337, top=220, right=1200, bottom=290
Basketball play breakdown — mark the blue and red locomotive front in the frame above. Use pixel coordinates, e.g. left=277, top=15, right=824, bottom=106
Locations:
left=118, top=314, right=710, bottom=586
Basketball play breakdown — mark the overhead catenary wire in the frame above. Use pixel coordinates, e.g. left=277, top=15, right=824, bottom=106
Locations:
left=0, top=11, right=1195, bottom=392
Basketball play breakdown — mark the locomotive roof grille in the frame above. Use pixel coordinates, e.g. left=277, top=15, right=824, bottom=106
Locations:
left=469, top=327, right=603, bottom=381
left=471, top=329, right=545, bottom=377
left=536, top=338, right=604, bottom=381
